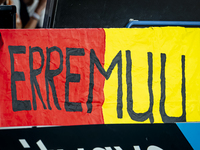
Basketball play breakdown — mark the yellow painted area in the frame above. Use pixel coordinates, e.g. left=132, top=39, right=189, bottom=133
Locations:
left=103, top=27, right=200, bottom=123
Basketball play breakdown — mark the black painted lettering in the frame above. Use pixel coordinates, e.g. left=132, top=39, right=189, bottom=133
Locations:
left=160, top=53, right=186, bottom=122
left=88, top=49, right=122, bottom=117
left=65, top=48, right=85, bottom=112
left=45, top=46, right=63, bottom=110
left=126, top=51, right=154, bottom=123
left=29, top=46, right=46, bottom=110
left=9, top=46, right=32, bottom=111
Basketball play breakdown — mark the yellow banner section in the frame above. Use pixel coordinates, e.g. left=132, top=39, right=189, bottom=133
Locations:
left=103, top=27, right=200, bottom=123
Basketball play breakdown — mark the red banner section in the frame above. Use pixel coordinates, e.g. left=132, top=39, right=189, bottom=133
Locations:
left=0, top=29, right=105, bottom=126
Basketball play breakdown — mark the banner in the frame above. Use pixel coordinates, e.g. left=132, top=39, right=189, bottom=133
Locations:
left=0, top=27, right=200, bottom=126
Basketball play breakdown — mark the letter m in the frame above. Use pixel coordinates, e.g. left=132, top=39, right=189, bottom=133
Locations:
left=87, top=49, right=122, bottom=118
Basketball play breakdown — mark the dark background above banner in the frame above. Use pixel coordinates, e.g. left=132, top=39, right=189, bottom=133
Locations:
left=44, top=0, right=200, bottom=28
left=0, top=124, right=193, bottom=150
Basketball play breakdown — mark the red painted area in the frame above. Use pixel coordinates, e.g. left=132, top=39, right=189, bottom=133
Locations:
left=0, top=29, right=105, bottom=127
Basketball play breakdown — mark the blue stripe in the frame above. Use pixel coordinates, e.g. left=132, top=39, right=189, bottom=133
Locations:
left=177, top=122, right=200, bottom=150
left=126, top=21, right=200, bottom=28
